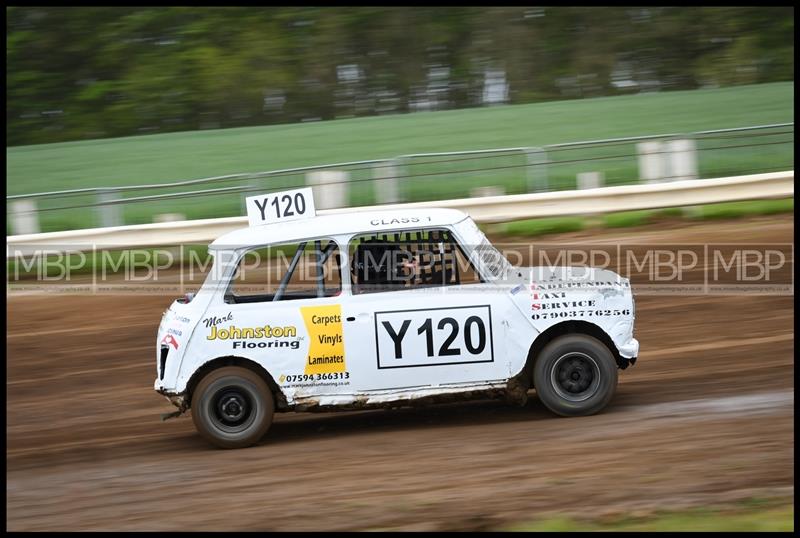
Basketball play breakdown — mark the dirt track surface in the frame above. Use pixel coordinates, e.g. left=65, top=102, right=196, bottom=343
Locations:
left=6, top=215, right=794, bottom=531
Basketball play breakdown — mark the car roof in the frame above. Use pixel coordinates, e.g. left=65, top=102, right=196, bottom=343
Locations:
left=209, top=207, right=471, bottom=250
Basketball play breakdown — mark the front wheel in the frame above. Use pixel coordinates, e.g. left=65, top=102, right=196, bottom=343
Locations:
left=533, top=334, right=618, bottom=417
left=191, top=366, right=275, bottom=449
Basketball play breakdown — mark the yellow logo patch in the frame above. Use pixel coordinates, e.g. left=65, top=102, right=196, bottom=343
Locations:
left=300, top=304, right=346, bottom=374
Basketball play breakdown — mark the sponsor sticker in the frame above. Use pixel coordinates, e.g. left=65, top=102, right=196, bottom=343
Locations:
left=202, top=312, right=233, bottom=328
left=161, top=334, right=179, bottom=350
left=206, top=323, right=301, bottom=350
left=300, top=304, right=346, bottom=375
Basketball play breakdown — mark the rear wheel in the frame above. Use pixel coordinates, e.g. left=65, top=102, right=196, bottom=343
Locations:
left=191, top=366, right=275, bottom=449
left=533, top=334, right=618, bottom=417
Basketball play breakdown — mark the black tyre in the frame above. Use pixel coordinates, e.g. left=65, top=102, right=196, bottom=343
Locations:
left=533, top=334, right=618, bottom=417
left=191, top=366, right=275, bottom=449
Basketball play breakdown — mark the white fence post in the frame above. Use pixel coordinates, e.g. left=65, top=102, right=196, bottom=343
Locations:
left=524, top=147, right=548, bottom=192
left=97, top=189, right=123, bottom=227
left=10, top=199, right=40, bottom=235
left=469, top=186, right=506, bottom=198
left=637, top=141, right=666, bottom=183
left=638, top=139, right=698, bottom=183
left=372, top=160, right=400, bottom=204
left=666, top=139, right=698, bottom=181
left=306, top=170, right=349, bottom=209
left=577, top=171, right=604, bottom=190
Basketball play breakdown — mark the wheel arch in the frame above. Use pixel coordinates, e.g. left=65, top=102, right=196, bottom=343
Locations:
left=186, top=356, right=289, bottom=411
left=516, top=320, right=629, bottom=388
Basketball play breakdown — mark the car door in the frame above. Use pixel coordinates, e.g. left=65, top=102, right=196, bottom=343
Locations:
left=202, top=238, right=357, bottom=402
left=341, top=227, right=522, bottom=393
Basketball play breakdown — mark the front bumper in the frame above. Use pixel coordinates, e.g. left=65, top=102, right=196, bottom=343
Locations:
left=618, top=337, right=639, bottom=360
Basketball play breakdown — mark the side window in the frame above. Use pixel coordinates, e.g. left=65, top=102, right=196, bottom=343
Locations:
left=349, top=228, right=481, bottom=295
left=226, top=239, right=341, bottom=303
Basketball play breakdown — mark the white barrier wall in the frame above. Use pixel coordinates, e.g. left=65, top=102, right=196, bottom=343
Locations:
left=6, top=171, right=793, bottom=257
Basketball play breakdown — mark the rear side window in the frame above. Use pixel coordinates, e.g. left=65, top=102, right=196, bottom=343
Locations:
left=348, top=228, right=481, bottom=294
left=226, top=239, right=341, bottom=303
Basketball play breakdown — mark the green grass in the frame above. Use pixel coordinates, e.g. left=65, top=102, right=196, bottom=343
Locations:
left=602, top=209, right=655, bottom=228
left=500, top=198, right=794, bottom=238
left=505, top=499, right=794, bottom=532
left=692, top=197, right=795, bottom=220
left=6, top=81, right=794, bottom=232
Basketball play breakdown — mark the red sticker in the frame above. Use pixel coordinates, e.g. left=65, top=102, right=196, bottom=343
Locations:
left=162, top=334, right=179, bottom=350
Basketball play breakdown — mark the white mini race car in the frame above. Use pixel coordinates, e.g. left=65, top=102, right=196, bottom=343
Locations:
left=155, top=188, right=639, bottom=448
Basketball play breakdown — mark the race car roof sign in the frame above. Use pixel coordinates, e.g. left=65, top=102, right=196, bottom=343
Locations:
left=245, top=187, right=316, bottom=227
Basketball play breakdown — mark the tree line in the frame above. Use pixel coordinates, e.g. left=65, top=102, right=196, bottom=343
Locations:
left=6, top=6, right=794, bottom=146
